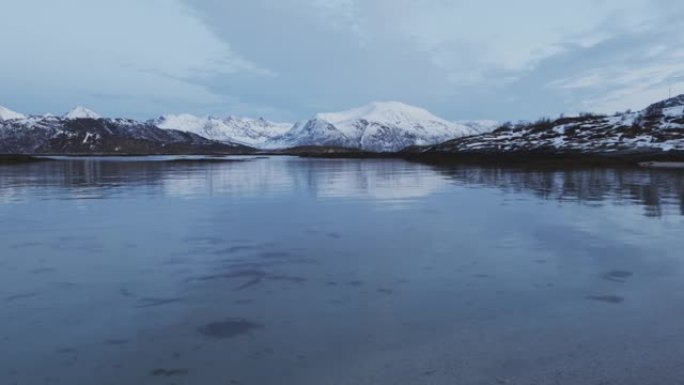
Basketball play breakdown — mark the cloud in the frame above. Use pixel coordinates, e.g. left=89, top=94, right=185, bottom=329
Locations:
left=2, top=0, right=684, bottom=121
left=178, top=0, right=684, bottom=121
left=0, top=0, right=272, bottom=118
left=307, top=0, right=366, bottom=43
left=542, top=10, right=684, bottom=114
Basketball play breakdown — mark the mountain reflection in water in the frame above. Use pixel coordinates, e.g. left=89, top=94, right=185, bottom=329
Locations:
left=1, top=156, right=682, bottom=217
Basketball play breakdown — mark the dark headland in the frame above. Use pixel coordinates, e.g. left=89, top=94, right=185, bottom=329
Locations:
left=0, top=154, right=50, bottom=165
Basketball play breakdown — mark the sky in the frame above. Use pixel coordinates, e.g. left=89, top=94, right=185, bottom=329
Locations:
left=1, top=0, right=684, bottom=122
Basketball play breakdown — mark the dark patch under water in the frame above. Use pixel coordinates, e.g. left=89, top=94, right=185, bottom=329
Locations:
left=586, top=295, right=625, bottom=304
left=236, top=277, right=263, bottom=291
left=134, top=298, right=181, bottom=308
left=196, top=268, right=307, bottom=291
left=183, top=236, right=229, bottom=245
left=602, top=270, right=634, bottom=282
left=162, top=257, right=191, bottom=266
left=198, top=319, right=263, bottom=339
left=222, top=258, right=317, bottom=271
left=260, top=251, right=292, bottom=259
left=4, top=293, right=38, bottom=302
left=474, top=274, right=493, bottom=279
left=269, top=275, right=307, bottom=284
left=149, top=368, right=189, bottom=376
left=9, top=242, right=45, bottom=250
left=196, top=269, right=269, bottom=282
left=214, top=245, right=261, bottom=255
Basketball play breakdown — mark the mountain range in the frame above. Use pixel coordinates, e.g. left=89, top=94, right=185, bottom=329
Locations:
left=0, top=102, right=496, bottom=154
left=155, top=101, right=497, bottom=151
left=1, top=95, right=683, bottom=157
left=0, top=107, right=251, bottom=155
left=153, top=114, right=292, bottom=148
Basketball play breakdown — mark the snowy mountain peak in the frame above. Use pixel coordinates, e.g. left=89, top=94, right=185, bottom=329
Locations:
left=271, top=102, right=497, bottom=152
left=65, top=106, right=101, bottom=120
left=316, top=101, right=449, bottom=125
left=155, top=114, right=292, bottom=148
left=0, top=105, right=26, bottom=121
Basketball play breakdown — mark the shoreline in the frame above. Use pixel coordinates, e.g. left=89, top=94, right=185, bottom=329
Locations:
left=3, top=150, right=684, bottom=169
left=283, top=149, right=684, bottom=168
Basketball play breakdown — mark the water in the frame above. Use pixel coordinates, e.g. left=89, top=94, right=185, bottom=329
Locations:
left=1, top=156, right=684, bottom=385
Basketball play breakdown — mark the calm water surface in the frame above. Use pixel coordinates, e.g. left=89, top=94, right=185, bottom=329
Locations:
left=1, top=156, right=684, bottom=385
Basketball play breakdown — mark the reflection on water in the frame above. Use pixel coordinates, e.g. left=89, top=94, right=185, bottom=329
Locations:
left=1, top=157, right=683, bottom=216
left=431, top=165, right=684, bottom=217
left=1, top=156, right=684, bottom=385
left=0, top=157, right=449, bottom=202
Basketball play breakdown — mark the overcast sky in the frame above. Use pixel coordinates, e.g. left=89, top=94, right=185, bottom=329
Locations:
left=2, top=0, right=683, bottom=121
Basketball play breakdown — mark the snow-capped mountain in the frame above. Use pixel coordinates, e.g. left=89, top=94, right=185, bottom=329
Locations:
left=64, top=106, right=101, bottom=120
left=154, top=114, right=291, bottom=148
left=317, top=101, right=450, bottom=125
left=455, top=119, right=500, bottom=133
left=0, top=106, right=26, bottom=121
left=153, top=102, right=493, bottom=151
left=268, top=101, right=496, bottom=152
left=0, top=107, right=253, bottom=154
left=6, top=96, right=683, bottom=156
left=421, top=95, right=684, bottom=155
